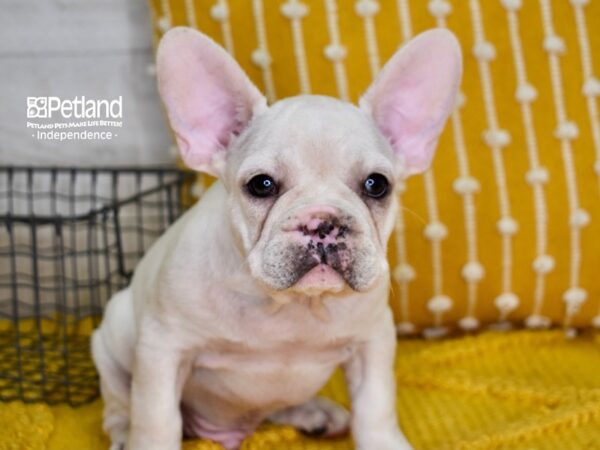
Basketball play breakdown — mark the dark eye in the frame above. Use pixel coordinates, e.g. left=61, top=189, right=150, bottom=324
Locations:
left=246, top=174, right=278, bottom=198
left=362, top=173, right=389, bottom=199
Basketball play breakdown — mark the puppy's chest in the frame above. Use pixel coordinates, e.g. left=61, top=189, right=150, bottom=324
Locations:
left=188, top=295, right=373, bottom=375
left=189, top=340, right=354, bottom=407
left=193, top=339, right=355, bottom=371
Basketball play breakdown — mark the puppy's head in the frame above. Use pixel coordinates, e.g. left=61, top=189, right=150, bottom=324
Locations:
left=157, top=28, right=461, bottom=298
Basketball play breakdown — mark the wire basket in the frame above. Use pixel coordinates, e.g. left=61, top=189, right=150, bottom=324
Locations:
left=0, top=166, right=194, bottom=405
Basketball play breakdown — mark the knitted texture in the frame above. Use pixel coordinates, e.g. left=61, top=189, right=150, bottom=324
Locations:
left=2, top=330, right=600, bottom=450
left=146, top=0, right=600, bottom=335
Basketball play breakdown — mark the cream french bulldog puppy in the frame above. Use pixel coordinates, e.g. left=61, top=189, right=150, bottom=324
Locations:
left=91, top=27, right=461, bottom=450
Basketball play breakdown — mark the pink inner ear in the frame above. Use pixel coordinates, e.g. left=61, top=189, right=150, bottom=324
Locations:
left=361, top=29, right=462, bottom=175
left=157, top=28, right=265, bottom=175
left=375, top=86, right=450, bottom=173
left=162, top=54, right=245, bottom=171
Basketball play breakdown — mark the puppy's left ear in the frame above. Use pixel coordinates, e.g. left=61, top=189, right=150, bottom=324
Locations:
left=360, top=29, right=462, bottom=176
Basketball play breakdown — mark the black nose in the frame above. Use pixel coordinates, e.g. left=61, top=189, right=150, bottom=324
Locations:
left=300, top=220, right=349, bottom=240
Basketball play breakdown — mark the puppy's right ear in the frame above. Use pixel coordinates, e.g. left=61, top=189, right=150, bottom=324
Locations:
left=157, top=27, right=267, bottom=176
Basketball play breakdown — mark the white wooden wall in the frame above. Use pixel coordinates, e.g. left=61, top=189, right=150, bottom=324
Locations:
left=0, top=0, right=174, bottom=166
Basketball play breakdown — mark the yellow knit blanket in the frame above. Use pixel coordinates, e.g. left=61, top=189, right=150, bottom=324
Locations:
left=2, top=330, right=600, bottom=450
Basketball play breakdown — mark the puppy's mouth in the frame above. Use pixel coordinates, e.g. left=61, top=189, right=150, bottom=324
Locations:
left=294, top=263, right=345, bottom=295
left=282, top=241, right=359, bottom=293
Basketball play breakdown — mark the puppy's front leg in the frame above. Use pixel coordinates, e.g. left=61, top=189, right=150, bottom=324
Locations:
left=344, top=308, right=412, bottom=450
left=127, top=320, right=187, bottom=450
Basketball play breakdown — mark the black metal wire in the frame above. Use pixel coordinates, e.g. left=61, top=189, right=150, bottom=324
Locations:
left=0, top=166, right=193, bottom=405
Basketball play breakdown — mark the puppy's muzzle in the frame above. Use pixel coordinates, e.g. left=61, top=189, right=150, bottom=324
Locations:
left=281, top=205, right=355, bottom=291
left=257, top=203, right=379, bottom=293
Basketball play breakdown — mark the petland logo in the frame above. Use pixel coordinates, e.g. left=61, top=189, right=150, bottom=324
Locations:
left=27, top=96, right=122, bottom=119
left=27, top=96, right=123, bottom=141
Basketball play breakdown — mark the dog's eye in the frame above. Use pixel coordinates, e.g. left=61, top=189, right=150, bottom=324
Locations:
left=362, top=173, right=389, bottom=199
left=246, top=174, right=279, bottom=198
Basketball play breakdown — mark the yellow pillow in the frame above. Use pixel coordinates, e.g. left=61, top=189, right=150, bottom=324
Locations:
left=147, top=0, right=600, bottom=335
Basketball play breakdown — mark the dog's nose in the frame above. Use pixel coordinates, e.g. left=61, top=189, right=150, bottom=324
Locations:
left=284, top=205, right=348, bottom=244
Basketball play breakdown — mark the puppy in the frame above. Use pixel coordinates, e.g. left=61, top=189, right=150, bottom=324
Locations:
left=91, top=27, right=461, bottom=450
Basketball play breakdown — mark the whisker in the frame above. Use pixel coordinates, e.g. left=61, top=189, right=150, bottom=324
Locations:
left=399, top=205, right=427, bottom=226
left=389, top=278, right=397, bottom=298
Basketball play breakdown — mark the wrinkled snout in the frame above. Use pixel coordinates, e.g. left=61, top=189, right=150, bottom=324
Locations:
left=250, top=200, right=383, bottom=295
left=281, top=204, right=353, bottom=294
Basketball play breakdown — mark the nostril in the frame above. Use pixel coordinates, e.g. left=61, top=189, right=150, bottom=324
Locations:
left=306, top=218, right=323, bottom=233
left=335, top=225, right=348, bottom=239
left=316, top=222, right=335, bottom=239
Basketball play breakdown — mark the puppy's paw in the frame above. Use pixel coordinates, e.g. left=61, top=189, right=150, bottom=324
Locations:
left=269, top=397, right=350, bottom=438
left=107, top=426, right=127, bottom=450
